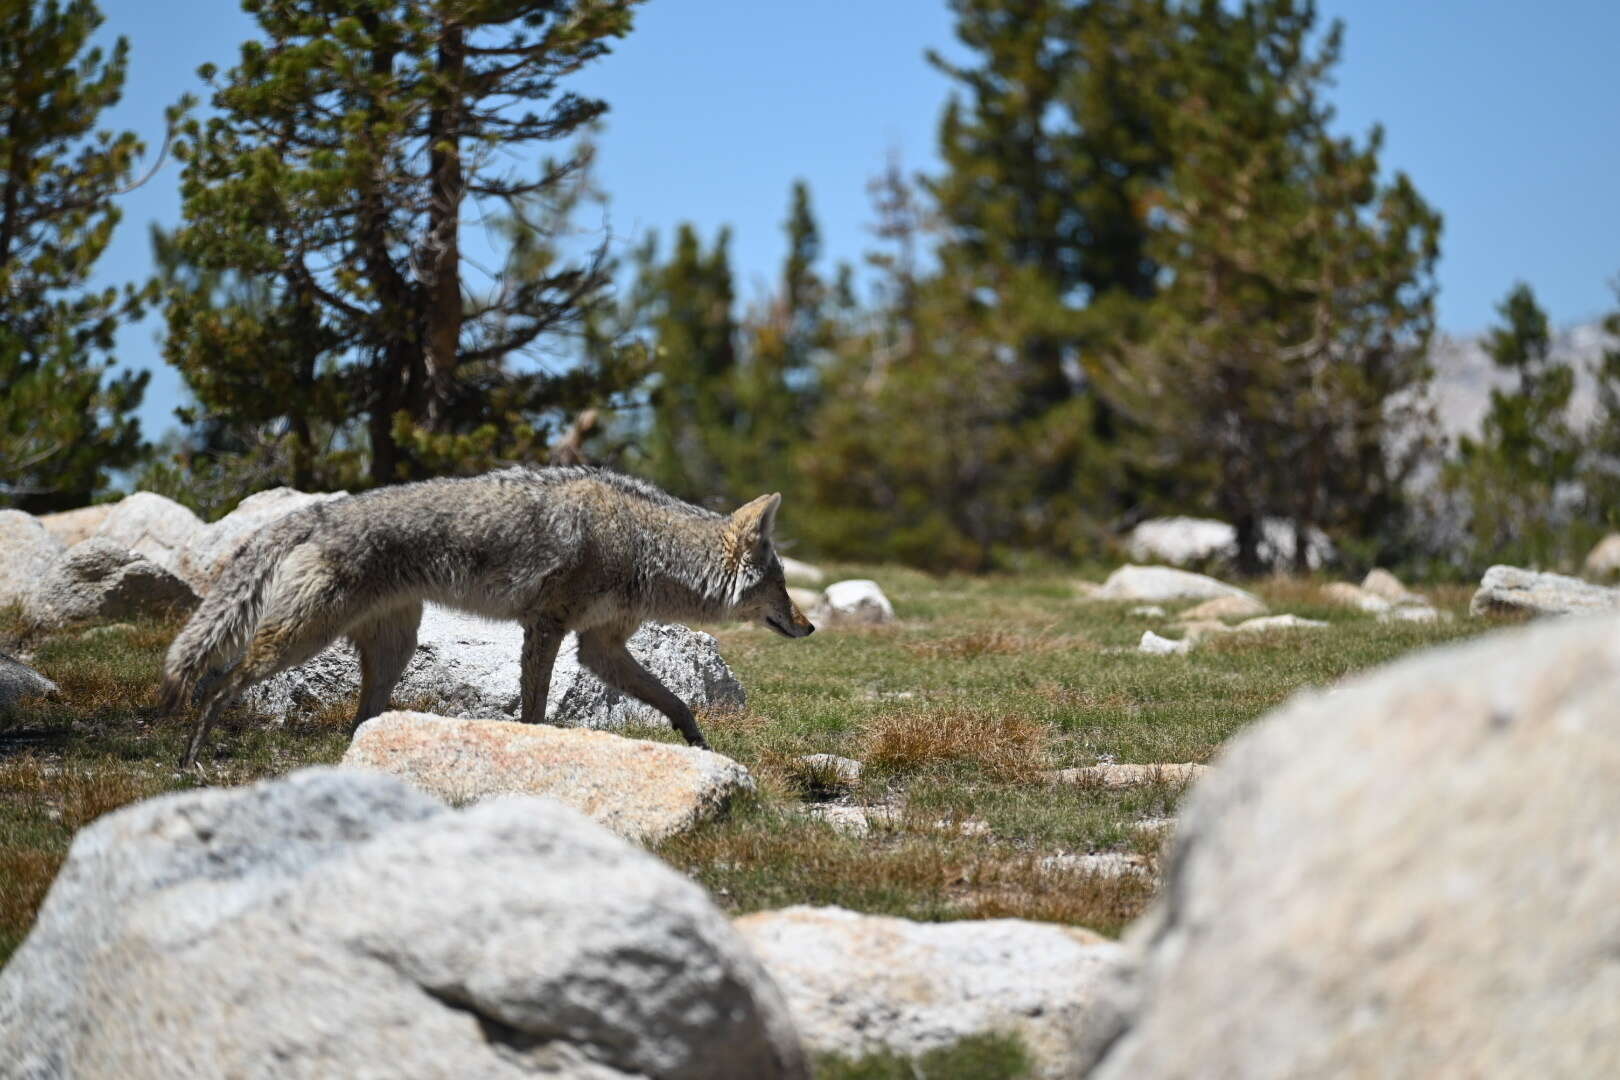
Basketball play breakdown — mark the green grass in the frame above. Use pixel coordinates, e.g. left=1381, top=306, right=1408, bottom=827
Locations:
left=814, top=1031, right=1034, bottom=1080
left=0, top=567, right=1499, bottom=971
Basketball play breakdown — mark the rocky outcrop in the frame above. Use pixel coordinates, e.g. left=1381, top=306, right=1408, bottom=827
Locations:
left=1087, top=613, right=1620, bottom=1079
left=1097, top=565, right=1258, bottom=604
left=245, top=607, right=745, bottom=727
left=1469, top=564, right=1620, bottom=617
left=36, top=504, right=113, bottom=548
left=0, top=768, right=808, bottom=1079
left=0, top=652, right=56, bottom=712
left=177, top=487, right=349, bottom=590
left=1360, top=568, right=1426, bottom=606
left=1325, top=572, right=1442, bottom=622
left=0, top=510, right=64, bottom=611
left=343, top=712, right=755, bottom=842
left=736, top=906, right=1130, bottom=1079
left=1319, top=581, right=1391, bottom=613
left=26, top=539, right=199, bottom=628
left=89, top=492, right=202, bottom=579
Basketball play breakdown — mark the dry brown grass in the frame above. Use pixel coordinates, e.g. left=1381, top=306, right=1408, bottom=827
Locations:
left=0, top=754, right=173, bottom=958
left=859, top=705, right=1051, bottom=781
left=1255, top=575, right=1334, bottom=610
left=0, top=755, right=168, bottom=830
left=661, top=809, right=1158, bottom=936
left=0, top=604, right=32, bottom=651
left=58, top=769, right=167, bottom=831
left=904, top=629, right=1093, bottom=660
left=0, top=844, right=62, bottom=953
left=959, top=865, right=1157, bottom=930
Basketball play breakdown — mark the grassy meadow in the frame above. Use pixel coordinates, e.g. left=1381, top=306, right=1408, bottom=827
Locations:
left=0, top=565, right=1496, bottom=983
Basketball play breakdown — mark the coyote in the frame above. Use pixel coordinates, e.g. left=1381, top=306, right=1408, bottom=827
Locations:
left=161, top=466, right=815, bottom=767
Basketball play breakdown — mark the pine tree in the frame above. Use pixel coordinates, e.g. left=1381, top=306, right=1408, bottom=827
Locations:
left=1582, top=280, right=1620, bottom=526
left=1445, top=282, right=1579, bottom=565
left=0, top=0, right=158, bottom=510
left=1097, top=0, right=1442, bottom=572
left=137, top=224, right=361, bottom=516
left=799, top=165, right=1025, bottom=570
left=166, top=0, right=639, bottom=488
left=925, top=0, right=1174, bottom=546
left=731, top=180, right=831, bottom=499
left=638, top=222, right=741, bottom=503
left=635, top=182, right=830, bottom=506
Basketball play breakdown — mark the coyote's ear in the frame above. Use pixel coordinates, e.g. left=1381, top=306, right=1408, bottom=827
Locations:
left=730, top=492, right=782, bottom=544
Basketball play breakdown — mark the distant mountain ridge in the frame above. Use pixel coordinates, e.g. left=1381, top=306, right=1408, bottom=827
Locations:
left=1424, top=321, right=1614, bottom=442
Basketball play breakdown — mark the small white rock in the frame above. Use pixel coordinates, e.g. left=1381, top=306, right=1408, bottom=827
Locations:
left=1139, top=631, right=1191, bottom=655
left=821, top=579, right=895, bottom=625
left=1379, top=605, right=1450, bottom=624
left=1039, top=852, right=1154, bottom=879
left=1234, top=614, right=1329, bottom=632
left=794, top=754, right=863, bottom=786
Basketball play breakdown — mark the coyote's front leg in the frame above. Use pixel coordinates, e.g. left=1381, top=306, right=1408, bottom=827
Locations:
left=575, top=627, right=711, bottom=750
left=519, top=619, right=565, bottom=724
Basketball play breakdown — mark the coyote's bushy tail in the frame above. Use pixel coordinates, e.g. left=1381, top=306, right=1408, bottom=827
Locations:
left=158, top=518, right=311, bottom=714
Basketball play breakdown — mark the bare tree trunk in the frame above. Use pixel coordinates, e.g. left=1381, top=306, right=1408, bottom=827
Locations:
left=1234, top=511, right=1263, bottom=577
left=422, top=24, right=465, bottom=432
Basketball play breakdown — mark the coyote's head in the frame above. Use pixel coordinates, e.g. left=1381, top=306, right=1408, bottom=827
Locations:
left=725, top=493, right=815, bottom=639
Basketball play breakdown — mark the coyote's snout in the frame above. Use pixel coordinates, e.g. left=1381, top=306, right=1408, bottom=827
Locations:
left=161, top=467, right=816, bottom=767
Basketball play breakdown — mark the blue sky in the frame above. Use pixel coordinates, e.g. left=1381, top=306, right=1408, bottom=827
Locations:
left=92, top=0, right=1620, bottom=441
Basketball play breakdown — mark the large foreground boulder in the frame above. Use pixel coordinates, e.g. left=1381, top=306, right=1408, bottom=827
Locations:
left=0, top=510, right=63, bottom=610
left=27, top=539, right=199, bottom=628
left=1469, top=564, right=1620, bottom=617
left=1087, top=613, right=1620, bottom=1079
left=1095, top=564, right=1257, bottom=604
left=0, top=768, right=807, bottom=1079
left=736, top=906, right=1130, bottom=1079
left=343, top=712, right=755, bottom=842
left=246, top=607, right=745, bottom=727
left=177, top=487, right=348, bottom=590
left=89, top=492, right=202, bottom=579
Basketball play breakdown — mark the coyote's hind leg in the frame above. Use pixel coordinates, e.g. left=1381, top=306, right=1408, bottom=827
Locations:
left=178, top=601, right=353, bottom=769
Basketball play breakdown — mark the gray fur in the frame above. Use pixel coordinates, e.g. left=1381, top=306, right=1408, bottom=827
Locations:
left=163, top=467, right=815, bottom=767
